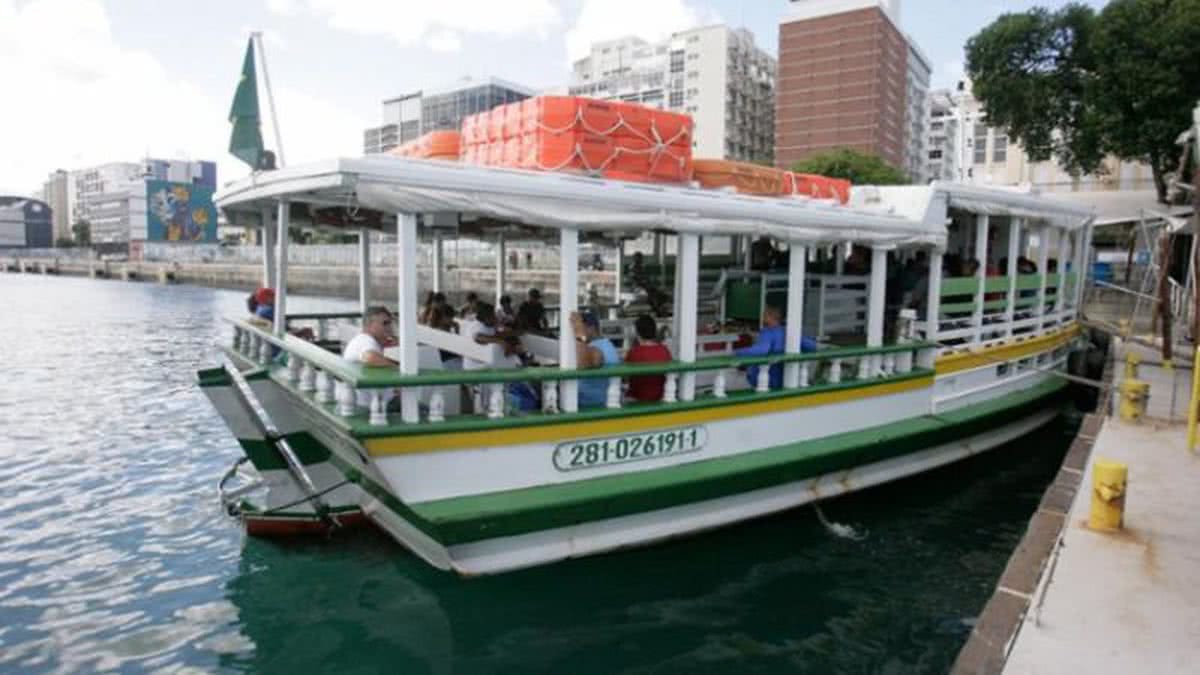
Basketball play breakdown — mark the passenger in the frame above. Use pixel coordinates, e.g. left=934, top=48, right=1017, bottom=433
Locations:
left=750, top=236, right=774, bottom=271
left=497, top=295, right=516, bottom=328
left=460, top=292, right=480, bottom=321
left=629, top=251, right=670, bottom=317
left=341, top=305, right=400, bottom=409
left=248, top=287, right=275, bottom=326
left=517, top=288, right=549, bottom=334
left=624, top=314, right=671, bottom=402
left=733, top=306, right=814, bottom=389
left=462, top=304, right=536, bottom=412
left=571, top=310, right=621, bottom=408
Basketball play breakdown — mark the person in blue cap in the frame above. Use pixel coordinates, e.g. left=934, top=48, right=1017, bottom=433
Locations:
left=570, top=310, right=622, bottom=408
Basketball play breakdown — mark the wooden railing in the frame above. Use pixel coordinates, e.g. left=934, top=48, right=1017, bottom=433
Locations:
left=227, top=318, right=936, bottom=430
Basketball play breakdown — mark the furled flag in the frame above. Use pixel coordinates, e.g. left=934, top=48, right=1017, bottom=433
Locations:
left=228, top=38, right=265, bottom=170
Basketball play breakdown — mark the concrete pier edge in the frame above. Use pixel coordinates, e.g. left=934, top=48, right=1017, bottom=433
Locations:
left=951, top=339, right=1116, bottom=674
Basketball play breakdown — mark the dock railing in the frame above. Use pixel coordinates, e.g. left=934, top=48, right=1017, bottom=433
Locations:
left=226, top=318, right=937, bottom=431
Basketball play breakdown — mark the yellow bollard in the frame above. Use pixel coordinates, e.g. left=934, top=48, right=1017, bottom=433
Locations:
left=1124, top=352, right=1140, bottom=379
left=1118, top=379, right=1149, bottom=422
left=1089, top=459, right=1127, bottom=530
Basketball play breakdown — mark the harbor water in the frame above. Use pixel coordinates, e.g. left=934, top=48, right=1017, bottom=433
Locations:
left=0, top=274, right=1076, bottom=674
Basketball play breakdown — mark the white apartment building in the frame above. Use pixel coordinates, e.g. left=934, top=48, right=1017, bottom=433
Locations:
left=924, top=88, right=960, bottom=182
left=940, top=80, right=1155, bottom=193
left=71, top=159, right=218, bottom=245
left=904, top=39, right=932, bottom=183
left=569, top=25, right=776, bottom=163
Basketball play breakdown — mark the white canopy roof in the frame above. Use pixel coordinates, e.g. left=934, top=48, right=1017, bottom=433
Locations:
left=215, top=157, right=946, bottom=248
left=852, top=183, right=1096, bottom=230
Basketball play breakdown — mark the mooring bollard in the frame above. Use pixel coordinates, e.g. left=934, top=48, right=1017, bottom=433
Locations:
left=1088, top=459, right=1127, bottom=530
left=1119, top=379, right=1149, bottom=422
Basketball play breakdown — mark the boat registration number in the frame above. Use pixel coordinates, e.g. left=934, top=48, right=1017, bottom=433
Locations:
left=552, top=426, right=708, bottom=472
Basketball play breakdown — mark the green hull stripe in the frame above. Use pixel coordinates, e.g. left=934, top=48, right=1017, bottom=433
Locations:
left=325, top=378, right=1069, bottom=546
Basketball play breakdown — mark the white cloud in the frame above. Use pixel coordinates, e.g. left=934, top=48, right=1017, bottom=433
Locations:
left=565, top=0, right=722, bottom=63
left=265, top=0, right=298, bottom=15
left=425, top=29, right=463, bottom=53
left=0, top=0, right=365, bottom=196
left=269, top=0, right=562, bottom=45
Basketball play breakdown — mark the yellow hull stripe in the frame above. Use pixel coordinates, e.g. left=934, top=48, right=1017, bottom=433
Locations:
left=934, top=323, right=1081, bottom=375
left=365, top=375, right=934, bottom=456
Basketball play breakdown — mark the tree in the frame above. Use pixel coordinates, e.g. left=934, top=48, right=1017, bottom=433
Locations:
left=965, top=0, right=1200, bottom=203
left=54, top=237, right=75, bottom=248
left=71, top=220, right=91, bottom=246
left=790, top=148, right=910, bottom=185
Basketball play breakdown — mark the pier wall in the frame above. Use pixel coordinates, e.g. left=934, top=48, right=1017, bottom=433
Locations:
left=1, top=254, right=615, bottom=304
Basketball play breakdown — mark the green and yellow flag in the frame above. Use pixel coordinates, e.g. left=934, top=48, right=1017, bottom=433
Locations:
left=228, top=38, right=265, bottom=170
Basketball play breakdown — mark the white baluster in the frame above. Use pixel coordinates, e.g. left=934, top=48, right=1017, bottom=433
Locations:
left=663, top=373, right=678, bottom=403
left=917, top=347, right=936, bottom=370
left=606, top=377, right=622, bottom=409
left=232, top=327, right=243, bottom=353
left=829, top=358, right=842, bottom=384
left=713, top=369, right=727, bottom=398
left=336, top=380, right=356, bottom=417
left=487, top=384, right=505, bottom=419
left=317, top=319, right=328, bottom=341
left=299, top=361, right=316, bottom=392
left=542, top=380, right=559, bottom=414
left=882, top=353, right=895, bottom=377
left=472, top=385, right=484, bottom=416
left=251, top=334, right=262, bottom=360
left=316, top=370, right=333, bottom=403
left=755, top=365, right=770, bottom=393
left=286, top=354, right=302, bottom=384
left=896, top=350, right=913, bottom=374
left=369, top=391, right=388, bottom=426
left=856, top=357, right=870, bottom=380
left=428, top=389, right=446, bottom=422
left=799, top=363, right=810, bottom=388
left=258, top=337, right=272, bottom=363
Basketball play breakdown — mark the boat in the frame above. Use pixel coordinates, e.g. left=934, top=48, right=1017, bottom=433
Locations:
left=201, top=156, right=1094, bottom=576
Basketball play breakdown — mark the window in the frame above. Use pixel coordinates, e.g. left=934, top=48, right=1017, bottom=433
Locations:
left=993, top=134, right=1008, bottom=163
left=973, top=124, right=988, bottom=164
left=928, top=149, right=943, bottom=160
left=669, top=91, right=684, bottom=108
left=669, top=50, right=685, bottom=74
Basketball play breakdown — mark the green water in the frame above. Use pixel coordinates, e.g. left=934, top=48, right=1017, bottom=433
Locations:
left=0, top=275, right=1074, bottom=673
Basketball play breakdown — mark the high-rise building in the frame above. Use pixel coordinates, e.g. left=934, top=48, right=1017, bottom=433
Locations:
left=40, top=169, right=71, bottom=244
left=363, top=78, right=533, bottom=155
left=776, top=0, right=928, bottom=175
left=929, top=79, right=1155, bottom=193
left=904, top=39, right=932, bottom=183
left=70, top=159, right=218, bottom=246
left=0, top=196, right=52, bottom=248
left=923, top=88, right=960, bottom=183
left=569, top=25, right=776, bottom=163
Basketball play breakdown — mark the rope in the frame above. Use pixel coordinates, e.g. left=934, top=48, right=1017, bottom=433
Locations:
left=260, top=478, right=353, bottom=516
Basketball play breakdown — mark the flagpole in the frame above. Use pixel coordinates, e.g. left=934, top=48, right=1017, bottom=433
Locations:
left=252, top=31, right=285, bottom=167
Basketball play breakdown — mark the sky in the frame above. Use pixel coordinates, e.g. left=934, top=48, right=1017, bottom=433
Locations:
left=0, top=0, right=1110, bottom=196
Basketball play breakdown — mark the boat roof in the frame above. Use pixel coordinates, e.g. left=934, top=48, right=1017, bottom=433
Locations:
left=215, top=158, right=1094, bottom=247
left=215, top=158, right=945, bottom=247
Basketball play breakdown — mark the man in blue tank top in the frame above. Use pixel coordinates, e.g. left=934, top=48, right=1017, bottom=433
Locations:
left=571, top=311, right=621, bottom=408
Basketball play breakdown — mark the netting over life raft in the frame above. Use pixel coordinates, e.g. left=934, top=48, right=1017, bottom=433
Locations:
left=460, top=96, right=694, bottom=184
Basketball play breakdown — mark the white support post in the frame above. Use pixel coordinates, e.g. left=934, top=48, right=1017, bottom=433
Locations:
left=495, top=232, right=507, bottom=306
left=672, top=238, right=683, bottom=355
left=867, top=246, right=888, bottom=375
left=926, top=248, right=944, bottom=343
left=1036, top=224, right=1050, bottom=332
left=358, top=228, right=371, bottom=318
left=432, top=232, right=444, bottom=293
left=559, top=228, right=580, bottom=413
left=1074, top=221, right=1093, bottom=311
left=273, top=200, right=289, bottom=336
left=1056, top=225, right=1070, bottom=317
left=1005, top=218, right=1021, bottom=337
left=742, top=236, right=752, bottom=271
left=260, top=208, right=276, bottom=289
left=678, top=233, right=699, bottom=401
left=784, top=244, right=807, bottom=388
left=613, top=239, right=623, bottom=306
left=396, top=213, right=420, bottom=423
left=972, top=213, right=989, bottom=343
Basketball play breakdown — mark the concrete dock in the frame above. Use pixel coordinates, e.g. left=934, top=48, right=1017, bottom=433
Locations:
left=955, top=341, right=1200, bottom=674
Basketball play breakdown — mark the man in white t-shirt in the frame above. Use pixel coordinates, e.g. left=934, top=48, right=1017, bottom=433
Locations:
left=342, top=305, right=399, bottom=407
left=460, top=303, right=522, bottom=371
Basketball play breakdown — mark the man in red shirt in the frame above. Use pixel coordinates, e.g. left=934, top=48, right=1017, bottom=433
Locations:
left=624, top=314, right=672, bottom=402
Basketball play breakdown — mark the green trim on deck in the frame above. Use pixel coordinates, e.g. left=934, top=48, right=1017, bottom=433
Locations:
left=237, top=435, right=331, bottom=472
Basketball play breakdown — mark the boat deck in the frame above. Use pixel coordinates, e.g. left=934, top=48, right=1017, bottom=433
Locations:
left=995, top=352, right=1200, bottom=673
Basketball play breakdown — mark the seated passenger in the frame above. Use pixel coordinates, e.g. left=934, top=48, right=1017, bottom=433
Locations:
left=460, top=292, right=480, bottom=321
left=733, top=306, right=814, bottom=389
left=572, top=311, right=621, bottom=408
left=461, top=303, right=523, bottom=370
left=517, top=288, right=549, bottom=334
left=341, top=306, right=399, bottom=408
left=497, top=295, right=516, bottom=328
left=624, top=314, right=671, bottom=402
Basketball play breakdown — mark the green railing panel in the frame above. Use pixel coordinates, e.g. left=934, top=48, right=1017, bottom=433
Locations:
left=940, top=276, right=979, bottom=295
left=1016, top=274, right=1044, bottom=290
left=938, top=302, right=977, bottom=316
left=984, top=276, right=1011, bottom=292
